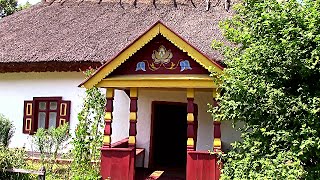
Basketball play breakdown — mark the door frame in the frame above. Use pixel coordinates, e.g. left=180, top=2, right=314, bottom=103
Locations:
left=148, top=101, right=198, bottom=168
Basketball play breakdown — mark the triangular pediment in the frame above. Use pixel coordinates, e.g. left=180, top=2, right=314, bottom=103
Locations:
left=110, top=35, right=209, bottom=76
left=80, top=21, right=223, bottom=89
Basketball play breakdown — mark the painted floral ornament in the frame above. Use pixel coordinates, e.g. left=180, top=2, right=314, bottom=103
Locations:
left=135, top=61, right=146, bottom=71
left=152, top=45, right=173, bottom=64
left=135, top=45, right=192, bottom=72
left=180, top=60, right=192, bottom=72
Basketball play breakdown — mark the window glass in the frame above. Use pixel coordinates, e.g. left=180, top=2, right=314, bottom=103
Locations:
left=38, top=112, right=46, bottom=129
left=39, top=102, right=46, bottom=110
left=50, top=102, right=57, bottom=110
left=49, top=112, right=57, bottom=128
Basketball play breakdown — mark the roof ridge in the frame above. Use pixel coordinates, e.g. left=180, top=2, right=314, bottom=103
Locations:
left=41, top=0, right=231, bottom=11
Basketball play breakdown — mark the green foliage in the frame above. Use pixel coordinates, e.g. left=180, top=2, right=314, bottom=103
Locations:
left=32, top=124, right=70, bottom=164
left=50, top=123, right=70, bottom=160
left=0, top=146, right=31, bottom=179
left=0, top=113, right=14, bottom=147
left=31, top=124, right=70, bottom=179
left=0, top=0, right=17, bottom=18
left=17, top=1, right=31, bottom=11
left=71, top=68, right=105, bottom=179
left=211, top=0, right=320, bottom=179
left=0, top=0, right=31, bottom=18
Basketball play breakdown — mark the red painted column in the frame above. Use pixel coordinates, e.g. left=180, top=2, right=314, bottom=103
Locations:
left=103, top=88, right=114, bottom=148
left=187, top=88, right=195, bottom=151
left=213, top=90, right=222, bottom=151
left=129, top=88, right=138, bottom=148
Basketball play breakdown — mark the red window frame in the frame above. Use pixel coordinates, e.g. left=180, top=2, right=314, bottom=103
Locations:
left=23, top=97, right=71, bottom=134
left=34, top=97, right=61, bottom=130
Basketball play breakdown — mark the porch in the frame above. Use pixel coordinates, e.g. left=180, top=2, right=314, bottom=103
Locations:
left=78, top=22, right=227, bottom=180
left=99, top=87, right=223, bottom=180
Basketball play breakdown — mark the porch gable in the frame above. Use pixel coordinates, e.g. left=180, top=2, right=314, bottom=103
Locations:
left=79, top=21, right=223, bottom=89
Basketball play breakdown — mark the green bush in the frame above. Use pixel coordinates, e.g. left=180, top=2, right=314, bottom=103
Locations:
left=32, top=123, right=70, bottom=162
left=211, top=0, right=320, bottom=179
left=0, top=113, right=14, bottom=147
left=0, top=146, right=31, bottom=179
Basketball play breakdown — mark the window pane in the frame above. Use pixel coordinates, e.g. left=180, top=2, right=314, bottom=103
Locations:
left=39, top=102, right=46, bottom=110
left=38, top=112, right=46, bottom=129
left=49, top=112, right=57, bottom=128
left=50, top=102, right=57, bottom=110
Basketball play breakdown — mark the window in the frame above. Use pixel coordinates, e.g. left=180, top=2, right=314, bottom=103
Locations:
left=23, top=97, right=71, bottom=134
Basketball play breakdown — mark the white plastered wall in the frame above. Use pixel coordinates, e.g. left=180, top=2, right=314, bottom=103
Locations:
left=0, top=72, right=130, bottom=151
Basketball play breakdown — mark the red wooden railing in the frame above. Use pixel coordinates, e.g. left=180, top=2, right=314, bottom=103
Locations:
left=111, top=137, right=129, bottom=148
left=186, top=151, right=222, bottom=180
left=101, top=146, right=136, bottom=180
left=100, top=138, right=135, bottom=180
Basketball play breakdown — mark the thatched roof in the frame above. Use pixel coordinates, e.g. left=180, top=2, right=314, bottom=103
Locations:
left=0, top=0, right=232, bottom=72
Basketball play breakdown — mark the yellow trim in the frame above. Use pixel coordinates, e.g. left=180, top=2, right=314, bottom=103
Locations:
left=59, top=118, right=66, bottom=125
left=214, top=138, right=221, bottom=148
left=104, top=112, right=112, bottom=120
left=98, top=79, right=215, bottom=88
left=106, top=88, right=114, bottom=98
left=26, top=103, right=32, bottom=116
left=60, top=103, right=67, bottom=116
left=129, top=136, right=136, bottom=144
left=81, top=22, right=223, bottom=89
left=187, top=138, right=194, bottom=146
left=129, top=112, right=137, bottom=121
left=25, top=118, right=32, bottom=131
left=96, top=75, right=216, bottom=88
left=130, top=87, right=138, bottom=98
left=103, top=136, right=111, bottom=144
left=187, top=113, right=194, bottom=122
left=187, top=88, right=195, bottom=98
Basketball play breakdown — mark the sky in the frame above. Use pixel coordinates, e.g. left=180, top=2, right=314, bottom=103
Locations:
left=17, top=0, right=41, bottom=5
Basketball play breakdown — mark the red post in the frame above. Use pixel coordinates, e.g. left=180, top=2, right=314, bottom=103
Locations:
left=187, top=88, right=195, bottom=151
left=103, top=88, right=114, bottom=148
left=213, top=90, right=222, bottom=151
left=129, top=88, right=138, bottom=148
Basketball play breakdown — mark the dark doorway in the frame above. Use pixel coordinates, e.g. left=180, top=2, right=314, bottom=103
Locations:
left=150, top=102, right=187, bottom=178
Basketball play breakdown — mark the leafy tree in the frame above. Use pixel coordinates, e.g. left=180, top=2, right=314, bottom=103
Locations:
left=211, top=0, right=320, bottom=179
left=0, top=0, right=17, bottom=18
left=0, top=0, right=31, bottom=18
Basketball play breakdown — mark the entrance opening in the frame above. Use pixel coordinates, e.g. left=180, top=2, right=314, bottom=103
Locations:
left=151, top=101, right=187, bottom=179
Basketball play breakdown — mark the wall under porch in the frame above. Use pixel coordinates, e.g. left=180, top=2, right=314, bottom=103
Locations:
left=110, top=88, right=242, bottom=168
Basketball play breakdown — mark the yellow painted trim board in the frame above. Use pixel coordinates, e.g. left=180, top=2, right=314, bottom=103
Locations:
left=129, top=112, right=137, bottom=121
left=106, top=88, right=114, bottom=98
left=187, top=88, right=195, bottom=98
left=214, top=138, right=221, bottom=148
left=97, top=79, right=216, bottom=88
left=187, top=138, right=194, bottom=146
left=187, top=113, right=194, bottom=122
left=130, top=87, right=138, bottom=98
left=104, top=112, right=112, bottom=120
left=80, top=22, right=223, bottom=89
left=103, top=136, right=111, bottom=144
left=129, top=136, right=136, bottom=144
